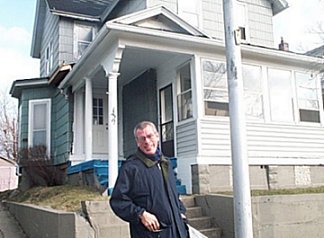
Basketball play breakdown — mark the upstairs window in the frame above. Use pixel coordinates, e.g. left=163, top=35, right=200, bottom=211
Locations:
left=74, top=24, right=95, bottom=60
left=295, top=72, right=320, bottom=123
left=177, top=63, right=193, bottom=121
left=45, top=41, right=53, bottom=75
left=28, top=99, right=51, bottom=155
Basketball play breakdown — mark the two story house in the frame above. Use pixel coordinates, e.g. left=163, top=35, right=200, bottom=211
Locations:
left=10, top=0, right=324, bottom=194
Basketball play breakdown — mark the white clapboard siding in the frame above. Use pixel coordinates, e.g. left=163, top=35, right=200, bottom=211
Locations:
left=198, top=119, right=324, bottom=163
left=176, top=120, right=198, bottom=155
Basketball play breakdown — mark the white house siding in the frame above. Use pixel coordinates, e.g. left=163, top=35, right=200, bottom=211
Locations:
left=246, top=0, right=275, bottom=47
left=198, top=119, right=324, bottom=165
left=58, top=19, right=74, bottom=64
left=185, top=0, right=275, bottom=48
left=176, top=120, right=198, bottom=155
left=147, top=0, right=177, bottom=12
left=40, top=4, right=59, bottom=77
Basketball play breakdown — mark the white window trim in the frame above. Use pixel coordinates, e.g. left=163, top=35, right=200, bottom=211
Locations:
left=45, top=41, right=53, bottom=76
left=73, top=22, right=96, bottom=60
left=28, top=99, right=51, bottom=156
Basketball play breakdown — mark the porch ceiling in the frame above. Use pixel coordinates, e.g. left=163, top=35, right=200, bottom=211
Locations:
left=92, top=46, right=185, bottom=89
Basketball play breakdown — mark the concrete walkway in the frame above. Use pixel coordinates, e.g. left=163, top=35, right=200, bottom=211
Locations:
left=0, top=202, right=28, bottom=238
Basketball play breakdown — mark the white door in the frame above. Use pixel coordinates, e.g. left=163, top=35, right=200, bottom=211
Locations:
left=92, top=94, right=108, bottom=154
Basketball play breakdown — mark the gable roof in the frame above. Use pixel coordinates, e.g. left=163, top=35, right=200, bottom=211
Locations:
left=109, top=6, right=208, bottom=37
left=31, top=0, right=288, bottom=58
left=31, top=0, right=119, bottom=58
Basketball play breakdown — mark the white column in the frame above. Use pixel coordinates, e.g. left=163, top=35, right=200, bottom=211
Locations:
left=73, top=91, right=84, bottom=156
left=108, top=72, right=119, bottom=191
left=85, top=77, right=93, bottom=161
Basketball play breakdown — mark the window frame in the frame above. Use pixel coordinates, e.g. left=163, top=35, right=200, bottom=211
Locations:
left=73, top=22, right=96, bottom=60
left=45, top=41, right=53, bottom=75
left=177, top=62, right=193, bottom=122
left=295, top=71, right=321, bottom=123
left=28, top=99, right=51, bottom=156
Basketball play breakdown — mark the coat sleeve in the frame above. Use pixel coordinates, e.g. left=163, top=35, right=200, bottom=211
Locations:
left=109, top=163, right=145, bottom=223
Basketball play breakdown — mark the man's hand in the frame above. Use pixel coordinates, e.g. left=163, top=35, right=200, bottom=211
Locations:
left=139, top=211, right=160, bottom=232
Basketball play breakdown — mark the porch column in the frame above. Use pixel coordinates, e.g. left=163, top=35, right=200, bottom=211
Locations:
left=108, top=72, right=119, bottom=191
left=73, top=91, right=84, bottom=156
left=85, top=77, right=93, bottom=161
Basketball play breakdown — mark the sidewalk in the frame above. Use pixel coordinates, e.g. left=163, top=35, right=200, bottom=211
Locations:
left=0, top=202, right=28, bottom=238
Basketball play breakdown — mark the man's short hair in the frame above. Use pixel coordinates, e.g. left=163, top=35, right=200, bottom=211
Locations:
left=133, top=121, right=158, bottom=139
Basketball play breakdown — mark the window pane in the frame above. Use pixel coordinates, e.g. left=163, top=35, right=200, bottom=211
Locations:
left=33, top=131, right=46, bottom=146
left=295, top=72, right=318, bottom=110
left=178, top=91, right=192, bottom=121
left=161, top=86, right=173, bottom=123
left=268, top=68, right=293, bottom=122
left=203, top=61, right=227, bottom=88
left=78, top=26, right=93, bottom=42
left=33, top=104, right=46, bottom=130
left=177, top=63, right=193, bottom=121
left=93, top=98, right=103, bottom=125
left=179, top=64, right=191, bottom=92
left=242, top=64, right=263, bottom=119
left=202, top=60, right=228, bottom=117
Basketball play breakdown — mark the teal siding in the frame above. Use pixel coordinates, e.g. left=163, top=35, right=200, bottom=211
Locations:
left=51, top=89, right=72, bottom=165
left=18, top=86, right=73, bottom=165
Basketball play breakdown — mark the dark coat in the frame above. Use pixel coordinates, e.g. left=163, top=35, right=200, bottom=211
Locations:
left=109, top=149, right=188, bottom=238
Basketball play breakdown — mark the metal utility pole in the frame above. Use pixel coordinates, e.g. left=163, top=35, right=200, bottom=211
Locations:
left=222, top=0, right=254, bottom=237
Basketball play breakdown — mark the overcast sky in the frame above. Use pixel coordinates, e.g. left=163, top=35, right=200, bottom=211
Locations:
left=0, top=0, right=323, bottom=95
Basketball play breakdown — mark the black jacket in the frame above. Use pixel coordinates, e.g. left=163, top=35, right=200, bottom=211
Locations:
left=110, top=149, right=188, bottom=238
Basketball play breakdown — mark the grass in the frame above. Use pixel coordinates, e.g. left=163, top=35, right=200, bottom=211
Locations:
left=218, top=186, right=324, bottom=196
left=2, top=185, right=324, bottom=213
left=0, top=185, right=109, bottom=212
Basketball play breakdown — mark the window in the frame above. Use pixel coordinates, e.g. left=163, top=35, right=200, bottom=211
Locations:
left=202, top=60, right=229, bottom=116
left=28, top=99, right=51, bottom=154
left=178, top=0, right=201, bottom=28
left=295, top=72, right=320, bottom=123
left=93, top=98, right=103, bottom=125
left=74, top=24, right=95, bottom=60
left=177, top=63, right=193, bottom=121
left=268, top=68, right=293, bottom=122
left=242, top=64, right=263, bottom=119
left=45, top=41, right=53, bottom=75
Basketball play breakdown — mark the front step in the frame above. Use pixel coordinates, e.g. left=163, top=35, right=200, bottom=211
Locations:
left=181, top=195, right=222, bottom=238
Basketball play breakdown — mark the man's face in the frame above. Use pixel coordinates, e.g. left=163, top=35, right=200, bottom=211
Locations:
left=136, top=125, right=159, bottom=155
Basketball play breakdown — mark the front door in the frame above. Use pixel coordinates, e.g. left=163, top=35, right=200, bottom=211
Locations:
left=92, top=93, right=108, bottom=154
left=159, top=85, right=175, bottom=157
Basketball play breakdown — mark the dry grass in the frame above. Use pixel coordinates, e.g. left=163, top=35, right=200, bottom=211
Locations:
left=218, top=186, right=324, bottom=196
left=0, top=185, right=109, bottom=212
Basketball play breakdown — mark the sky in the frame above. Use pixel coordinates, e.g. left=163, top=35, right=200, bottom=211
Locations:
left=0, top=0, right=323, bottom=96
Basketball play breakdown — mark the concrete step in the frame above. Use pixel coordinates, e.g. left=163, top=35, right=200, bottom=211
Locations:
left=188, top=216, right=213, bottom=230
left=201, top=227, right=222, bottom=238
left=186, top=206, right=203, bottom=218
left=180, top=195, right=196, bottom=208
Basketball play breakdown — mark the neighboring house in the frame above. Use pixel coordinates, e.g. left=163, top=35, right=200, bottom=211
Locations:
left=0, top=156, right=18, bottom=192
left=10, top=0, right=324, bottom=194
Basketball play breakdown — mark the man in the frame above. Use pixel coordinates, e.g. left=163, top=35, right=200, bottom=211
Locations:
left=110, top=121, right=188, bottom=238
